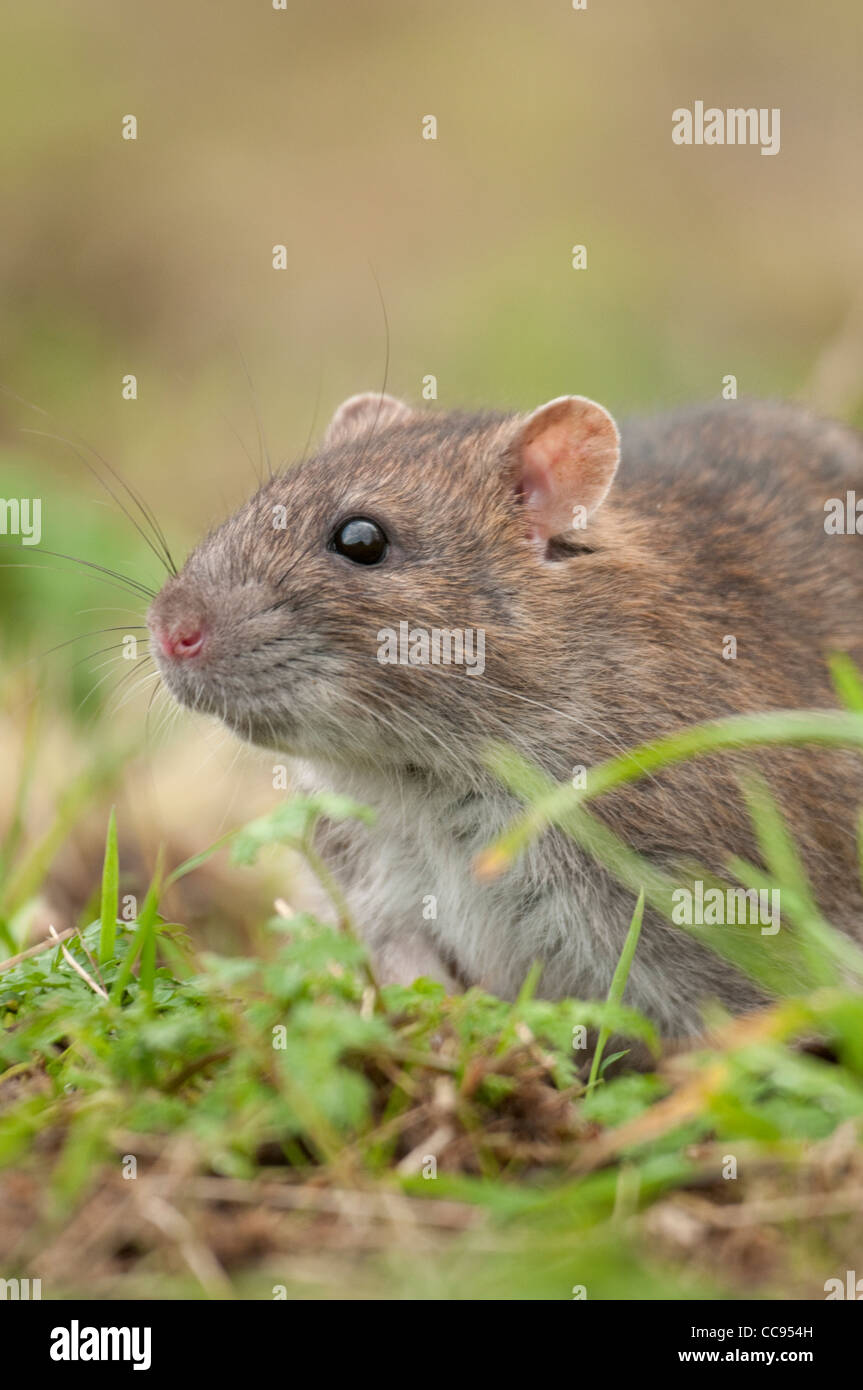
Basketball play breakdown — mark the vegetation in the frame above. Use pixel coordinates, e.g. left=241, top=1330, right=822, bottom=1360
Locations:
left=2, top=0, right=862, bottom=1301
left=2, top=694, right=863, bottom=1299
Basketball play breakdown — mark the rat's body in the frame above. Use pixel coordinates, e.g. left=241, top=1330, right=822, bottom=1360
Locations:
left=149, top=394, right=863, bottom=1034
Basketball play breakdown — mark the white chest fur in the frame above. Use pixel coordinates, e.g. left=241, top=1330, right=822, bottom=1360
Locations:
left=305, top=763, right=630, bottom=997
left=299, top=760, right=732, bottom=1035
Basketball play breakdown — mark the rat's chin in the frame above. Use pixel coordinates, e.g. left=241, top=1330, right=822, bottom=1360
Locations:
left=220, top=706, right=303, bottom=753
left=156, top=662, right=301, bottom=752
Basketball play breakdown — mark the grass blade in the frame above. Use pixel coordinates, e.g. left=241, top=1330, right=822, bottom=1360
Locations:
left=588, top=888, right=645, bottom=1090
left=829, top=652, right=863, bottom=713
left=98, top=807, right=119, bottom=964
left=478, top=709, right=863, bottom=878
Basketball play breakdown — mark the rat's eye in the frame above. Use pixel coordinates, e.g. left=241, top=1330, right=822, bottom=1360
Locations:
left=331, top=516, right=388, bottom=565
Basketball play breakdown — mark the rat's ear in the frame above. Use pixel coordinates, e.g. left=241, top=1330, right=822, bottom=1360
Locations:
left=324, top=392, right=413, bottom=448
left=509, top=395, right=620, bottom=547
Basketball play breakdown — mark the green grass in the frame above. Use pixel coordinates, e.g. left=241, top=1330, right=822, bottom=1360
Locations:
left=1, top=0, right=861, bottom=1300
left=2, top=680, right=863, bottom=1298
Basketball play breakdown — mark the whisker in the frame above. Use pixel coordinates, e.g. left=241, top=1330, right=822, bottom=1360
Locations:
left=76, top=605, right=149, bottom=620
left=0, top=384, right=177, bottom=573
left=442, top=667, right=660, bottom=787
left=21, top=426, right=176, bottom=577
left=341, top=684, right=456, bottom=769
left=175, top=367, right=262, bottom=490
left=0, top=558, right=156, bottom=604
left=108, top=665, right=160, bottom=717
left=101, top=655, right=151, bottom=696
left=151, top=689, right=188, bottom=746
left=145, top=676, right=164, bottom=747
left=69, top=640, right=151, bottom=674
left=0, top=545, right=158, bottom=600
left=74, top=655, right=133, bottom=716
left=32, top=626, right=148, bottom=664
left=297, top=358, right=325, bottom=468
left=1, top=384, right=176, bottom=570
left=211, top=731, right=252, bottom=835
left=82, top=438, right=179, bottom=577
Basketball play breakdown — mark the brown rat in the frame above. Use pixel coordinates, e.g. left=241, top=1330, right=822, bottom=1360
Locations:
left=148, top=391, right=863, bottom=1034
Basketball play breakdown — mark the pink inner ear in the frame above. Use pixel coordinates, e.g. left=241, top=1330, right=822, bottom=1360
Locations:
left=517, top=399, right=619, bottom=542
left=521, top=423, right=590, bottom=539
left=518, top=441, right=560, bottom=539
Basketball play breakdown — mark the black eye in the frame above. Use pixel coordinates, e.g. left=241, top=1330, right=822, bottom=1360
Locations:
left=331, top=516, right=388, bottom=565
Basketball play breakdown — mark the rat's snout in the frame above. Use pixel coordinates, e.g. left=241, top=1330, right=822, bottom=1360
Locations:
left=148, top=591, right=210, bottom=663
left=156, top=618, right=207, bottom=661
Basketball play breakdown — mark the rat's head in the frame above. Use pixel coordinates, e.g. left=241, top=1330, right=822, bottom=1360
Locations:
left=148, top=392, right=621, bottom=779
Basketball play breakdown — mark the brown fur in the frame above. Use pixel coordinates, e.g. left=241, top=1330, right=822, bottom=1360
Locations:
left=149, top=395, right=863, bottom=1031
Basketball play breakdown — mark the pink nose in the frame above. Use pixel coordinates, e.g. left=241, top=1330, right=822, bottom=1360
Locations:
left=158, top=622, right=207, bottom=661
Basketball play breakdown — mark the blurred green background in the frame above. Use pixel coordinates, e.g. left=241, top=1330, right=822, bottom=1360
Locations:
left=1, top=0, right=861, bottom=933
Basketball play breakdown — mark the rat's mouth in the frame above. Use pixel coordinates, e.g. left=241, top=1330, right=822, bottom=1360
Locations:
left=153, top=649, right=290, bottom=744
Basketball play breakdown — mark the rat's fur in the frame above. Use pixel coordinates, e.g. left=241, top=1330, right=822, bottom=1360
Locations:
left=149, top=396, right=863, bottom=1034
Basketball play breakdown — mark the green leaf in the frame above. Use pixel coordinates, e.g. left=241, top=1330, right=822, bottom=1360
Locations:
left=164, top=829, right=239, bottom=889
left=588, top=888, right=646, bottom=1090
left=828, top=651, right=863, bottom=713
left=98, top=807, right=119, bottom=964
left=231, top=793, right=375, bottom=867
